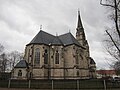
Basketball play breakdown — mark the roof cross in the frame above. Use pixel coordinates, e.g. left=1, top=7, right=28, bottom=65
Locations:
left=40, top=25, right=42, bottom=30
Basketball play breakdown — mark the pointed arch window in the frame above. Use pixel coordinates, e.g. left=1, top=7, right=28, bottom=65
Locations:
left=28, top=49, right=30, bottom=63
left=34, top=48, right=40, bottom=66
left=44, top=49, right=48, bottom=64
left=76, top=50, right=79, bottom=64
left=77, top=70, right=79, bottom=77
left=76, top=56, right=79, bottom=64
left=55, top=50, right=59, bottom=64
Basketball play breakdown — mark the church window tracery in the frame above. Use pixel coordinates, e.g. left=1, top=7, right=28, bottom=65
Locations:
left=44, top=49, right=48, bottom=64
left=55, top=50, right=59, bottom=64
left=76, top=50, right=79, bottom=64
left=28, top=49, right=30, bottom=63
left=77, top=70, right=79, bottom=76
left=34, top=48, right=40, bottom=66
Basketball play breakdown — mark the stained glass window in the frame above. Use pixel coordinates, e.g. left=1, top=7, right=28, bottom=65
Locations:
left=34, top=48, right=40, bottom=66
left=44, top=49, right=48, bottom=64
left=55, top=50, right=59, bottom=64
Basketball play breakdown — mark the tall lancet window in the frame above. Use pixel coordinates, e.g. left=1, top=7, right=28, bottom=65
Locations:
left=28, top=49, right=30, bottom=63
left=34, top=48, right=40, bottom=66
left=77, top=71, right=79, bottom=77
left=44, top=49, right=48, bottom=64
left=76, top=50, right=79, bottom=64
left=55, top=50, right=59, bottom=64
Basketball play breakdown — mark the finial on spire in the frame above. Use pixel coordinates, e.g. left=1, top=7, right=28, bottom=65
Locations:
left=40, top=25, right=42, bottom=30
left=69, top=29, right=71, bottom=33
left=78, top=8, right=80, bottom=15
left=56, top=32, right=58, bottom=36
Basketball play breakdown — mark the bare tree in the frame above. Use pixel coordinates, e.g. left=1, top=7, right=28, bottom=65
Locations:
left=0, top=44, right=4, bottom=72
left=0, top=44, right=4, bottom=54
left=0, top=44, right=8, bottom=72
left=0, top=53, right=8, bottom=72
left=7, top=51, right=23, bottom=70
left=100, top=0, right=120, bottom=74
left=0, top=44, right=23, bottom=72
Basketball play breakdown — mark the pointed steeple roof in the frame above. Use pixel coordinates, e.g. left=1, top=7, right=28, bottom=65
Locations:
left=77, top=10, right=83, bottom=30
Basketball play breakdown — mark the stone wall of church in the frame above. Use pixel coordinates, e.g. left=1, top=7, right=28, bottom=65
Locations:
left=51, top=69, right=64, bottom=79
left=63, top=45, right=89, bottom=79
left=50, top=45, right=64, bottom=79
left=32, top=68, right=44, bottom=78
left=12, top=68, right=27, bottom=79
left=24, top=44, right=90, bottom=79
left=64, top=45, right=75, bottom=68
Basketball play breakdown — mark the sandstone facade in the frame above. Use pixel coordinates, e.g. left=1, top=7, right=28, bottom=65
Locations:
left=12, top=11, right=96, bottom=79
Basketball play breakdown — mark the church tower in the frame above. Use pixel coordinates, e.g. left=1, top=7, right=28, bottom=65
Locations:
left=76, top=10, right=86, bottom=46
left=76, top=10, right=90, bottom=61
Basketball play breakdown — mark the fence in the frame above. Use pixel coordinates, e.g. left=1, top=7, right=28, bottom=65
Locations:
left=0, top=72, right=11, bottom=80
left=0, top=79, right=120, bottom=90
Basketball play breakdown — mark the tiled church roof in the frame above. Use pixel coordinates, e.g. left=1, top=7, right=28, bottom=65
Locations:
left=27, top=30, right=80, bottom=46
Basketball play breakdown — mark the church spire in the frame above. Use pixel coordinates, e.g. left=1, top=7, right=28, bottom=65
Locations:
left=77, top=10, right=83, bottom=30
left=76, top=10, right=86, bottom=46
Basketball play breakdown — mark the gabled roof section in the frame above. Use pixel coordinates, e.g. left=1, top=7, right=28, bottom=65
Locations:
left=58, top=33, right=80, bottom=46
left=15, top=60, right=28, bottom=68
left=28, top=30, right=55, bottom=45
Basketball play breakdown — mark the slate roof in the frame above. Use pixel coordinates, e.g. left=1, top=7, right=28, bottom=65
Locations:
left=27, top=30, right=80, bottom=46
left=59, top=33, right=80, bottom=46
left=30, top=30, right=55, bottom=45
left=51, top=36, right=63, bottom=45
left=14, top=60, right=28, bottom=68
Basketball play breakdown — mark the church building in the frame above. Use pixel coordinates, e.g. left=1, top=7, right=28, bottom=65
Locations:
left=11, top=11, right=96, bottom=79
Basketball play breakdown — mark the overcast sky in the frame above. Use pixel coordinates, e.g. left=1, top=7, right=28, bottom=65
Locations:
left=0, top=0, right=113, bottom=69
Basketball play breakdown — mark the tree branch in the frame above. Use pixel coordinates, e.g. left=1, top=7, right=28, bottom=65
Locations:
left=100, top=0, right=115, bottom=8
left=114, top=0, right=120, bottom=39
left=117, top=0, right=120, bottom=6
left=107, top=49, right=119, bottom=60
left=106, top=30, right=120, bottom=54
left=100, top=0, right=120, bottom=12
